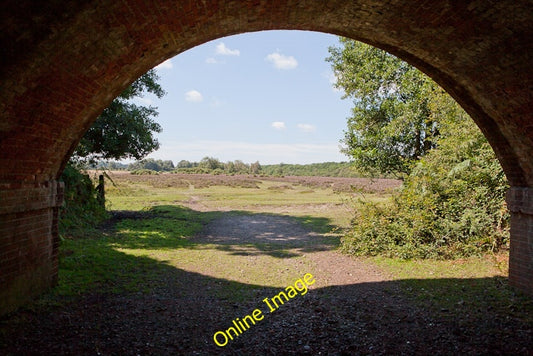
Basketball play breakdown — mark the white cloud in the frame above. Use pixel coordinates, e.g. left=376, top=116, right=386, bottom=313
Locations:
left=271, top=121, right=286, bottom=130
left=155, top=59, right=173, bottom=70
left=205, top=57, right=217, bottom=64
left=185, top=90, right=203, bottom=103
left=216, top=42, right=240, bottom=56
left=297, top=123, right=316, bottom=133
left=265, top=52, right=298, bottom=70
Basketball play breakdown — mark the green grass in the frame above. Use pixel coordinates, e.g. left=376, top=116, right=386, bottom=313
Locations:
left=104, top=174, right=365, bottom=227
left=53, top=203, right=322, bottom=304
left=56, top=205, right=217, bottom=298
left=205, top=180, right=341, bottom=203
left=58, top=236, right=166, bottom=296
left=106, top=187, right=188, bottom=210
left=50, top=173, right=531, bottom=321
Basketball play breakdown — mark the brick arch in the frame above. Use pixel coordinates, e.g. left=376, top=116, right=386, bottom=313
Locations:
left=1, top=1, right=532, bottom=313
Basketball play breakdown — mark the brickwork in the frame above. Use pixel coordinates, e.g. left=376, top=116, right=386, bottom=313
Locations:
left=0, top=0, right=532, bottom=313
left=507, top=188, right=533, bottom=296
left=0, top=182, right=63, bottom=313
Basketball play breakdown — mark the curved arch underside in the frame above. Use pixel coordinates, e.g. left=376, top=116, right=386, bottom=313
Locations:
left=1, top=0, right=532, bottom=185
left=0, top=0, right=532, bottom=312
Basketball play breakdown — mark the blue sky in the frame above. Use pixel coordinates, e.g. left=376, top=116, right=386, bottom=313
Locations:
left=138, top=30, right=353, bottom=165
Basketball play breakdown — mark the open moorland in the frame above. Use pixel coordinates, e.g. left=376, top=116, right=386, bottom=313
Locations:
left=105, top=172, right=400, bottom=226
left=0, top=173, right=531, bottom=355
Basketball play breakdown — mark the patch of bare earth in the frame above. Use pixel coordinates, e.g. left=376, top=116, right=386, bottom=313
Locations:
left=1, top=212, right=531, bottom=355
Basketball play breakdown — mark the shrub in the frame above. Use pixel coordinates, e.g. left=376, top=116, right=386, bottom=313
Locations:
left=130, top=169, right=159, bottom=175
left=342, top=114, right=509, bottom=259
left=59, top=164, right=108, bottom=235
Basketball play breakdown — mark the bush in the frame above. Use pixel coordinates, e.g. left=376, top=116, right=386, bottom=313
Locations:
left=130, top=169, right=159, bottom=175
left=59, top=164, right=108, bottom=235
left=342, top=114, right=509, bottom=259
left=172, top=167, right=211, bottom=174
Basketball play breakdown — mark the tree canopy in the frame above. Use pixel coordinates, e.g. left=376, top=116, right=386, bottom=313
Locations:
left=329, top=38, right=509, bottom=258
left=128, top=158, right=175, bottom=172
left=74, top=69, right=166, bottom=163
left=327, top=39, right=440, bottom=177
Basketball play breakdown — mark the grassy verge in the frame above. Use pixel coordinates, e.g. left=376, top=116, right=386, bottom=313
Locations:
left=51, top=205, right=325, bottom=306
left=53, top=206, right=220, bottom=298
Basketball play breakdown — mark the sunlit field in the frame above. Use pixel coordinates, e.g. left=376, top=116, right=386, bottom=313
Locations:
left=104, top=171, right=398, bottom=229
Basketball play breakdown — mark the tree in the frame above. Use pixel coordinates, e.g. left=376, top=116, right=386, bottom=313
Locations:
left=128, top=158, right=175, bottom=172
left=74, top=69, right=166, bottom=163
left=233, top=160, right=248, bottom=173
left=342, top=101, right=509, bottom=259
left=250, top=161, right=262, bottom=175
left=199, top=157, right=223, bottom=171
left=177, top=160, right=193, bottom=169
left=60, top=70, right=166, bottom=234
left=330, top=40, right=510, bottom=258
left=161, top=160, right=175, bottom=171
left=327, top=38, right=439, bottom=177
left=224, top=161, right=236, bottom=174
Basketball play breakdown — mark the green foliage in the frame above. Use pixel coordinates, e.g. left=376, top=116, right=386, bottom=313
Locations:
left=329, top=37, right=509, bottom=258
left=342, top=111, right=509, bottom=259
left=172, top=158, right=262, bottom=175
left=327, top=39, right=440, bottom=177
left=199, top=156, right=224, bottom=170
left=261, top=162, right=361, bottom=177
left=128, top=158, right=174, bottom=172
left=173, top=167, right=213, bottom=174
left=59, top=164, right=108, bottom=235
left=61, top=70, right=165, bottom=234
left=98, top=161, right=129, bottom=170
left=177, top=159, right=194, bottom=169
left=168, top=159, right=361, bottom=177
left=74, top=69, right=165, bottom=163
left=130, top=169, right=159, bottom=175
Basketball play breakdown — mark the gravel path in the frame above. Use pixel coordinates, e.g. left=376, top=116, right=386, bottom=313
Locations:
left=0, top=213, right=531, bottom=355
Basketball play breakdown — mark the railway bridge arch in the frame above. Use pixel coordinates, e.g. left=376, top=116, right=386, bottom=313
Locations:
left=1, top=0, right=532, bottom=313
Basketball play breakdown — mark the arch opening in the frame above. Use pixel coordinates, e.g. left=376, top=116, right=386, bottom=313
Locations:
left=1, top=0, right=532, bottom=315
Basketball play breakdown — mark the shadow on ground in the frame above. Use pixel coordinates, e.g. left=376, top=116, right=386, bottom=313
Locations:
left=0, top=264, right=531, bottom=355
left=107, top=205, right=340, bottom=259
left=0, top=205, right=531, bottom=355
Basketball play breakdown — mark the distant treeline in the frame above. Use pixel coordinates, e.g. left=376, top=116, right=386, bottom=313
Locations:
left=260, top=162, right=360, bottom=177
left=98, top=158, right=360, bottom=177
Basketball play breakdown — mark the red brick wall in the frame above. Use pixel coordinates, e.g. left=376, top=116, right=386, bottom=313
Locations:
left=507, top=188, right=533, bottom=296
left=0, top=182, right=63, bottom=313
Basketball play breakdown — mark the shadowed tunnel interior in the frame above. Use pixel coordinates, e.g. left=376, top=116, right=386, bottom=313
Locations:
left=0, top=0, right=532, bottom=315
